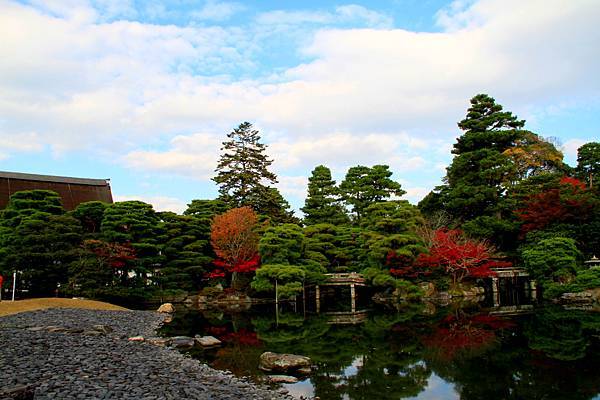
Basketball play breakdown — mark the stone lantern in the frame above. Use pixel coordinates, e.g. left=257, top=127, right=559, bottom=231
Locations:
left=585, top=255, right=600, bottom=269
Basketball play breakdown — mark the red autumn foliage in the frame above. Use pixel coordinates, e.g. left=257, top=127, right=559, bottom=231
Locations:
left=516, top=176, right=594, bottom=234
left=387, top=251, right=431, bottom=279
left=416, top=229, right=503, bottom=284
left=210, top=207, right=260, bottom=273
left=83, top=239, right=136, bottom=269
left=422, top=313, right=514, bottom=361
left=206, top=254, right=260, bottom=280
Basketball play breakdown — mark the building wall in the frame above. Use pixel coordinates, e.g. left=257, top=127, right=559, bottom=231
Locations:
left=0, top=177, right=113, bottom=210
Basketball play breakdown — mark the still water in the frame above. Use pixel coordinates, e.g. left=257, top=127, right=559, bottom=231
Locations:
left=159, top=298, right=600, bottom=400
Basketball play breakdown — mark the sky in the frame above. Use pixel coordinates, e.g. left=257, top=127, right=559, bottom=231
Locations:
left=0, top=0, right=598, bottom=214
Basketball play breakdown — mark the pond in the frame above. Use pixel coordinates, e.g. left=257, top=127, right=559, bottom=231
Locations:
left=159, top=298, right=600, bottom=400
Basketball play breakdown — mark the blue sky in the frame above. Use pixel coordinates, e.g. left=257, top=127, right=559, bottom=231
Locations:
left=0, top=0, right=598, bottom=213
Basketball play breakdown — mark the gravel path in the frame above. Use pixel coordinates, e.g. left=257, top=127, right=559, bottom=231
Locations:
left=0, top=308, right=292, bottom=400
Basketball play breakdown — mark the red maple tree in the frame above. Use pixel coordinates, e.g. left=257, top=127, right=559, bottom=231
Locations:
left=83, top=239, right=136, bottom=269
left=208, top=207, right=260, bottom=284
left=516, top=176, right=594, bottom=235
left=387, top=251, right=430, bottom=279
left=415, top=229, right=506, bottom=285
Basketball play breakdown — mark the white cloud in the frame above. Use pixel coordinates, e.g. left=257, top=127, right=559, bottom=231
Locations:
left=192, top=0, right=245, bottom=21
left=1, top=0, right=600, bottom=207
left=270, top=132, right=433, bottom=174
left=403, top=187, right=430, bottom=204
left=277, top=175, right=308, bottom=199
left=562, top=138, right=595, bottom=163
left=114, top=194, right=188, bottom=214
left=256, top=4, right=392, bottom=28
left=122, top=133, right=222, bottom=179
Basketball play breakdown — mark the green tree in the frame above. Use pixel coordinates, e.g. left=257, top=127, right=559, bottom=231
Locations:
left=253, top=224, right=326, bottom=298
left=183, top=199, right=229, bottom=220
left=420, top=94, right=538, bottom=249
left=522, top=237, right=581, bottom=284
left=213, top=122, right=290, bottom=220
left=247, top=186, right=298, bottom=224
left=577, top=142, right=600, bottom=188
left=340, top=165, right=405, bottom=222
left=100, top=201, right=164, bottom=285
left=156, top=212, right=213, bottom=292
left=71, top=201, right=108, bottom=236
left=361, top=201, right=426, bottom=284
left=0, top=190, right=82, bottom=295
left=301, top=165, right=348, bottom=225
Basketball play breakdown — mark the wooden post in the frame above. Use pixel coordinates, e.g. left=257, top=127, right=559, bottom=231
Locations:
left=492, top=277, right=499, bottom=307
left=350, top=283, right=356, bottom=313
left=530, top=279, right=537, bottom=300
left=316, top=285, right=320, bottom=313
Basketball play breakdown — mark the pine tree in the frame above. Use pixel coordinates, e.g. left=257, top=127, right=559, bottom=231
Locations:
left=420, top=94, right=529, bottom=248
left=577, top=142, right=600, bottom=189
left=100, top=201, right=164, bottom=284
left=0, top=190, right=82, bottom=295
left=301, top=165, right=348, bottom=225
left=213, top=122, right=278, bottom=209
left=339, top=165, right=405, bottom=222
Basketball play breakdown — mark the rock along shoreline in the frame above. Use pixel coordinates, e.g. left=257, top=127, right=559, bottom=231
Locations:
left=0, top=308, right=294, bottom=400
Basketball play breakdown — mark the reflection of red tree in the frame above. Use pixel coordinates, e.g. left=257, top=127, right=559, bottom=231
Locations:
left=422, top=313, right=514, bottom=361
left=206, top=326, right=228, bottom=336
left=221, top=329, right=262, bottom=346
left=205, top=326, right=262, bottom=346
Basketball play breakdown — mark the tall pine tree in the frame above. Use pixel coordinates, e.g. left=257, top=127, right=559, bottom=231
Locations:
left=340, top=165, right=405, bottom=223
left=213, top=122, right=294, bottom=222
left=420, top=94, right=529, bottom=248
left=301, top=165, right=348, bottom=225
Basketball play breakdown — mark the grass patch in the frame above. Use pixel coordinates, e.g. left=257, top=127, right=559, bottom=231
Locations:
left=0, top=297, right=128, bottom=317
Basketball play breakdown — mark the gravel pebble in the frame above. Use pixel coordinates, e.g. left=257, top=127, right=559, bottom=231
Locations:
left=0, top=308, right=292, bottom=400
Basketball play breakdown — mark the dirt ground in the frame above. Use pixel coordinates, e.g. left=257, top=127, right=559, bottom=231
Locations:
left=0, top=298, right=128, bottom=317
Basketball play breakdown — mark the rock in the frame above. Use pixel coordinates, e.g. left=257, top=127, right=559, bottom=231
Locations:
left=91, top=324, right=113, bottom=334
left=259, top=352, right=311, bottom=373
left=146, top=337, right=171, bottom=346
left=26, top=326, right=45, bottom=332
left=557, top=291, right=594, bottom=304
left=296, top=367, right=312, bottom=375
left=170, top=336, right=195, bottom=348
left=45, top=326, right=67, bottom=333
left=157, top=303, right=175, bottom=313
left=82, top=330, right=104, bottom=336
left=267, top=375, right=298, bottom=384
left=419, top=282, right=436, bottom=297
left=194, top=335, right=221, bottom=347
left=128, top=336, right=145, bottom=342
left=0, top=384, right=35, bottom=400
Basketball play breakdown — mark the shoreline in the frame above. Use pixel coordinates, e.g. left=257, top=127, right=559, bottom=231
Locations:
left=0, top=308, right=293, bottom=400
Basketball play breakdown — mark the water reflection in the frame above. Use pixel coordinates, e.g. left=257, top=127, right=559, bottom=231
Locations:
left=160, top=301, right=600, bottom=399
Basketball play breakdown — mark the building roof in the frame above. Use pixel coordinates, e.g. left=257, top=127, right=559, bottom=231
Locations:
left=0, top=171, right=110, bottom=187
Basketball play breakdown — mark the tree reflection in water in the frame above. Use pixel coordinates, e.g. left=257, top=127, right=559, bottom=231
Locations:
left=160, top=303, right=600, bottom=400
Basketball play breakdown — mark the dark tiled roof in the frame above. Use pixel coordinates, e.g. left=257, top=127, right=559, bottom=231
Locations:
left=0, top=171, right=110, bottom=186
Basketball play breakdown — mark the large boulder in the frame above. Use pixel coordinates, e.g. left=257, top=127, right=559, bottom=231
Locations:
left=157, top=303, right=175, bottom=313
left=259, top=352, right=311, bottom=373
